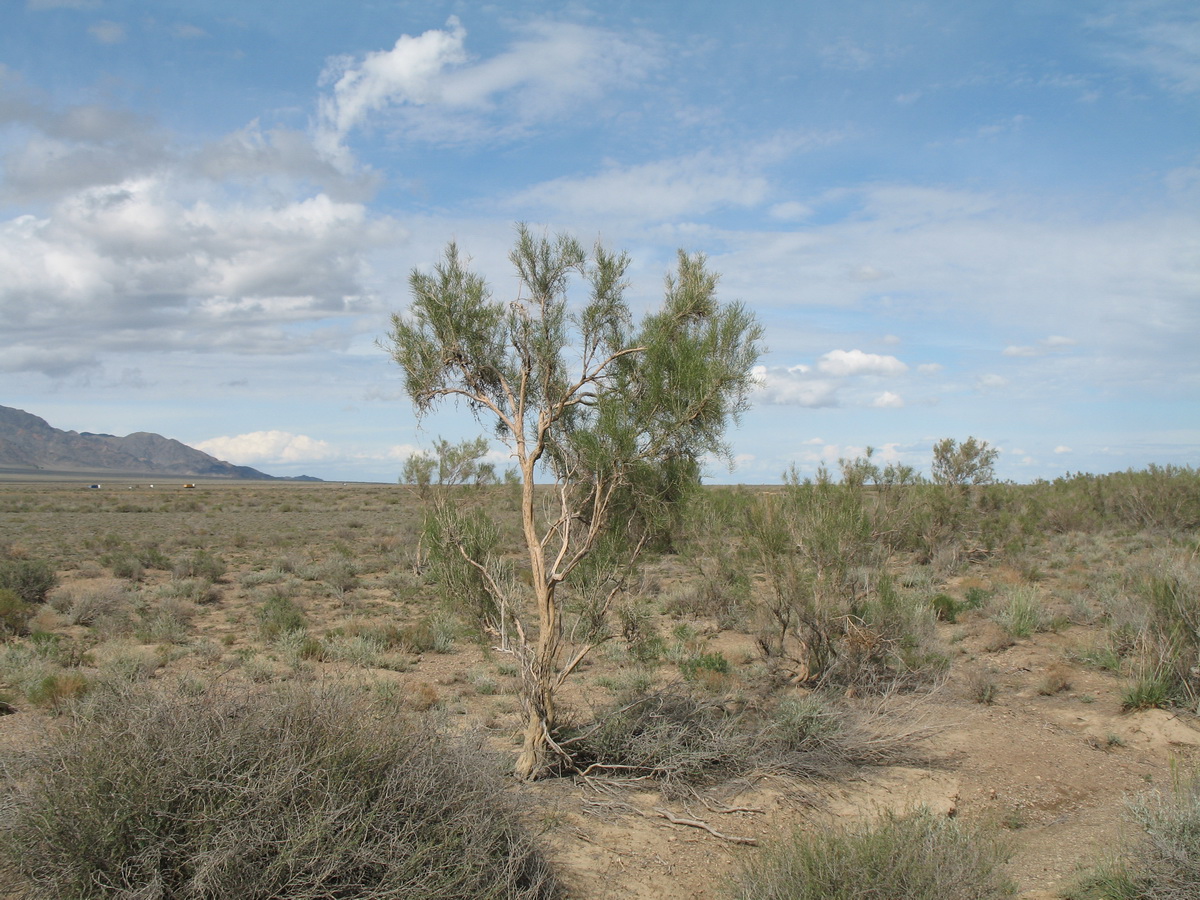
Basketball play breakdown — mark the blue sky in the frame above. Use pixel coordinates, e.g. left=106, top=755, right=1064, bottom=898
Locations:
left=2, top=0, right=1197, bottom=483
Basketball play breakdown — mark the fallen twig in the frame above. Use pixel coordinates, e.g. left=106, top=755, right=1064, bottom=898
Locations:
left=651, top=807, right=758, bottom=844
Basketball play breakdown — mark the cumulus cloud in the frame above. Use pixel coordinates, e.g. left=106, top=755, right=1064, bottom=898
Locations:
left=193, top=431, right=337, bottom=465
left=314, top=18, right=658, bottom=160
left=0, top=174, right=395, bottom=373
left=816, top=349, right=907, bottom=377
left=751, top=365, right=839, bottom=407
left=1054, top=445, right=1072, bottom=454
left=872, top=391, right=904, bottom=408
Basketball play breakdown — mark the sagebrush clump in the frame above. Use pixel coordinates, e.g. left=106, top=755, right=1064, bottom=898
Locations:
left=0, top=683, right=560, bottom=900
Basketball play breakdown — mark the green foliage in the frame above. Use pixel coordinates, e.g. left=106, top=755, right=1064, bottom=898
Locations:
left=1123, top=673, right=1173, bottom=711
left=931, top=592, right=964, bottom=622
left=401, top=451, right=437, bottom=494
left=257, top=594, right=306, bottom=641
left=0, top=556, right=57, bottom=605
left=991, top=586, right=1049, bottom=639
left=385, top=225, right=763, bottom=778
left=728, top=808, right=1015, bottom=900
left=0, top=685, right=561, bottom=899
left=931, top=436, right=999, bottom=488
left=743, top=469, right=875, bottom=682
left=26, top=671, right=89, bottom=712
left=834, top=575, right=946, bottom=690
left=424, top=499, right=508, bottom=631
left=679, top=651, right=729, bottom=681
left=100, top=542, right=169, bottom=580
left=0, top=588, right=34, bottom=637
left=403, top=436, right=498, bottom=493
left=1135, top=571, right=1200, bottom=708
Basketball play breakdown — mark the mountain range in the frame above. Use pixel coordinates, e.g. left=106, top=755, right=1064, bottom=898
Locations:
left=0, top=405, right=314, bottom=480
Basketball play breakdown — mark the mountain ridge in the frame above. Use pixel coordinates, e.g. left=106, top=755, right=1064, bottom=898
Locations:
left=0, top=405, right=316, bottom=480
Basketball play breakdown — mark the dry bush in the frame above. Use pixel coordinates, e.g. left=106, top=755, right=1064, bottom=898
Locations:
left=560, top=686, right=929, bottom=795
left=0, top=683, right=561, bottom=900
left=728, top=808, right=1015, bottom=900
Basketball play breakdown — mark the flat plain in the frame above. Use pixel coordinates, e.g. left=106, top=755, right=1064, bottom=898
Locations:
left=1, top=476, right=1198, bottom=899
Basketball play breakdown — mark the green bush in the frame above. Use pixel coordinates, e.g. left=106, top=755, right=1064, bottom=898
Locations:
left=728, top=808, right=1015, bottom=900
left=257, top=594, right=306, bottom=641
left=0, top=557, right=57, bottom=604
left=679, top=651, right=730, bottom=681
left=0, top=588, right=34, bottom=637
left=0, top=684, right=560, bottom=900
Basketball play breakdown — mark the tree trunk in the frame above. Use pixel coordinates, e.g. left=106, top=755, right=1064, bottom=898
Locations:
left=514, top=613, right=558, bottom=781
left=514, top=465, right=560, bottom=781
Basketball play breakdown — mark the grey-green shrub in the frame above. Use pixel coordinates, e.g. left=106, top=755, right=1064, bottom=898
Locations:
left=728, top=808, right=1014, bottom=900
left=0, top=684, right=560, bottom=900
left=1070, top=766, right=1200, bottom=900
left=0, top=557, right=57, bottom=605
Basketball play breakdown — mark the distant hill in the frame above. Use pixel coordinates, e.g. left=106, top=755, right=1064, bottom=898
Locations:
left=0, top=405, right=318, bottom=480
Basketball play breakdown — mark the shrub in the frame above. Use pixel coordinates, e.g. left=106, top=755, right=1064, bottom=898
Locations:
left=0, top=588, right=34, bottom=637
left=171, top=548, right=227, bottom=582
left=0, top=557, right=57, bottom=605
left=26, top=671, right=89, bottom=712
left=257, top=594, right=306, bottom=641
left=679, top=651, right=729, bottom=681
left=728, top=808, right=1015, bottom=900
left=1070, top=765, right=1200, bottom=899
left=0, top=684, right=561, bottom=900
left=1133, top=568, right=1200, bottom=709
left=561, top=687, right=922, bottom=795
left=991, top=586, right=1048, bottom=639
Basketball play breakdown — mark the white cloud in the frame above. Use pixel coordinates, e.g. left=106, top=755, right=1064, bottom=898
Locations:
left=816, top=349, right=907, bottom=377
left=1054, top=445, right=1072, bottom=454
left=88, top=21, right=126, bottom=44
left=316, top=18, right=468, bottom=160
left=509, top=151, right=770, bottom=220
left=1004, top=335, right=1078, bottom=357
left=314, top=18, right=658, bottom=160
left=751, top=365, right=839, bottom=407
left=769, top=201, right=812, bottom=221
left=977, top=373, right=1008, bottom=389
left=872, top=391, right=904, bottom=408
left=1091, top=8, right=1200, bottom=94
left=917, top=363, right=944, bottom=374
left=193, top=431, right=337, bottom=465
left=0, top=176, right=395, bottom=373
left=1003, top=345, right=1038, bottom=357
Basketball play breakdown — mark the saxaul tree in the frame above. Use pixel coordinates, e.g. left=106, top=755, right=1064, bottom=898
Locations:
left=385, top=225, right=762, bottom=780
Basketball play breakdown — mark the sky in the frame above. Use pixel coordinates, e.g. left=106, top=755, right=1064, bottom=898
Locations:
left=1, top=0, right=1197, bottom=484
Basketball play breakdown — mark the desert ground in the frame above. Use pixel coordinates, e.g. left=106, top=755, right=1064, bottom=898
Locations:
left=1, top=477, right=1197, bottom=898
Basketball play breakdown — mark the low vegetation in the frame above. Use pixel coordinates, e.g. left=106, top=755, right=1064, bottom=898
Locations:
left=728, top=808, right=1015, bottom=900
left=0, top=458, right=1196, bottom=896
left=1070, top=765, right=1200, bottom=900
left=0, top=683, right=560, bottom=900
